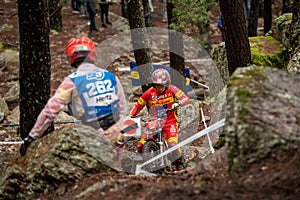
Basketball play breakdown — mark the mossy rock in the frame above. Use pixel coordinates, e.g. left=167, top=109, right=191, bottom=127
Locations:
left=275, top=13, right=292, bottom=32
left=249, top=36, right=285, bottom=69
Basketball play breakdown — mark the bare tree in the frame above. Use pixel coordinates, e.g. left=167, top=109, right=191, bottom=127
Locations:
left=248, top=0, right=260, bottom=36
left=18, top=0, right=53, bottom=138
left=127, top=0, right=152, bottom=92
left=264, top=0, right=272, bottom=34
left=219, top=0, right=252, bottom=75
left=166, top=2, right=186, bottom=91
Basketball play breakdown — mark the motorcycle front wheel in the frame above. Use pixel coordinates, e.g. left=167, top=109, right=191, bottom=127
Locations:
left=142, top=140, right=162, bottom=172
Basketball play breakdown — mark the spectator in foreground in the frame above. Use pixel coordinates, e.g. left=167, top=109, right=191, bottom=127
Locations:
left=20, top=36, right=128, bottom=165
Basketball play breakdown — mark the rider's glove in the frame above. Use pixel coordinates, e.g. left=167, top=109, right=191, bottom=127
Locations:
left=171, top=102, right=180, bottom=110
left=20, top=135, right=34, bottom=156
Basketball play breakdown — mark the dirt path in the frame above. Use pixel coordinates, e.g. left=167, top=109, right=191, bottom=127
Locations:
left=2, top=1, right=297, bottom=200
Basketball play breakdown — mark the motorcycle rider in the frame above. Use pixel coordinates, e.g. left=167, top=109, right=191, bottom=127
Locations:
left=129, top=68, right=190, bottom=171
left=20, top=36, right=128, bottom=162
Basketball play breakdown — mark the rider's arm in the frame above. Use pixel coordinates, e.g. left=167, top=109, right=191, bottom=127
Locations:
left=116, top=77, right=128, bottom=118
left=29, top=77, right=75, bottom=139
left=128, top=90, right=150, bottom=117
left=169, top=84, right=190, bottom=107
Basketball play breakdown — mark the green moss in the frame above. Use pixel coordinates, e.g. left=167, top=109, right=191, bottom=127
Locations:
left=249, top=36, right=285, bottom=68
left=276, top=13, right=292, bottom=31
left=235, top=90, right=253, bottom=103
left=235, top=89, right=255, bottom=119
left=244, top=66, right=268, bottom=82
left=213, top=136, right=225, bottom=149
left=0, top=42, right=3, bottom=50
left=229, top=67, right=267, bottom=86
left=229, top=67, right=267, bottom=120
left=278, top=13, right=292, bottom=21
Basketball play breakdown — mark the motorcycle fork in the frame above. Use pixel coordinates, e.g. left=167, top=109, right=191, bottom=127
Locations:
left=158, top=140, right=165, bottom=166
left=158, top=119, right=166, bottom=166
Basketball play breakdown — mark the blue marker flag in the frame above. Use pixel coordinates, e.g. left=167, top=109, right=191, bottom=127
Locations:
left=129, top=62, right=192, bottom=92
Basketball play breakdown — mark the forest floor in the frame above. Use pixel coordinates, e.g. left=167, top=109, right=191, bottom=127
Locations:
left=1, top=1, right=298, bottom=200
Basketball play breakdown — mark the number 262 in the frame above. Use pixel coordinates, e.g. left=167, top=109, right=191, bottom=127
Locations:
left=86, top=80, right=114, bottom=96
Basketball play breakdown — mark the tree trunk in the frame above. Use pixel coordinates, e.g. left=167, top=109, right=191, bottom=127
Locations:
left=264, top=0, right=272, bottom=34
left=127, top=0, right=152, bottom=92
left=258, top=0, right=264, bottom=17
left=167, top=2, right=186, bottom=91
left=248, top=0, right=260, bottom=36
left=49, top=0, right=63, bottom=31
left=219, top=0, right=252, bottom=76
left=18, top=0, right=53, bottom=138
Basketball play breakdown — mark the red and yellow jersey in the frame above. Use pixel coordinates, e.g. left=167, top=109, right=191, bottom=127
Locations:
left=129, top=84, right=190, bottom=123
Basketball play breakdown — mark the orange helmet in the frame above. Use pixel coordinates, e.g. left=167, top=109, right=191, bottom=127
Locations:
left=152, top=68, right=170, bottom=87
left=65, top=36, right=96, bottom=67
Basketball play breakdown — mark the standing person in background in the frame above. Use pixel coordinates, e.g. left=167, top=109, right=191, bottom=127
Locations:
left=79, top=0, right=88, bottom=18
left=20, top=36, right=128, bottom=165
left=71, top=0, right=80, bottom=13
left=161, top=0, right=167, bottom=22
left=99, top=0, right=112, bottom=28
left=281, top=0, right=291, bottom=14
left=217, top=14, right=225, bottom=42
left=244, top=0, right=250, bottom=18
left=148, top=0, right=154, bottom=12
left=87, top=0, right=99, bottom=37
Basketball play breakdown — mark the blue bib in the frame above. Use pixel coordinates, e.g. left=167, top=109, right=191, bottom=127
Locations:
left=68, top=69, right=120, bottom=121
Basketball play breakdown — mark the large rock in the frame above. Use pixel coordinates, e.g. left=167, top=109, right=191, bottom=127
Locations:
left=0, top=125, right=121, bottom=199
left=0, top=56, right=6, bottom=72
left=4, top=81, right=19, bottom=110
left=211, top=35, right=285, bottom=85
left=268, top=13, right=292, bottom=49
left=0, top=49, right=19, bottom=67
left=211, top=42, right=229, bottom=86
left=269, top=13, right=300, bottom=73
left=0, top=96, right=9, bottom=122
left=178, top=99, right=200, bottom=139
left=287, top=50, right=300, bottom=73
left=225, top=65, right=300, bottom=172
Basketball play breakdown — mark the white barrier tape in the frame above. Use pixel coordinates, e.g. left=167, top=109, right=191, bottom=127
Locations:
left=153, top=58, right=213, bottom=65
left=201, top=107, right=215, bottom=154
left=0, top=141, right=23, bottom=145
left=191, top=79, right=209, bottom=90
left=0, top=120, right=82, bottom=129
left=140, top=118, right=225, bottom=168
left=118, top=59, right=213, bottom=72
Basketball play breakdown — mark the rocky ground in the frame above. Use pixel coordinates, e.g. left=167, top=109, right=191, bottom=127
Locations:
left=1, top=1, right=296, bottom=200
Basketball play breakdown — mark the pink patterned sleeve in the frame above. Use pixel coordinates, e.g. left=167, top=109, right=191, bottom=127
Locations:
left=30, top=77, right=75, bottom=138
left=116, top=77, right=128, bottom=117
